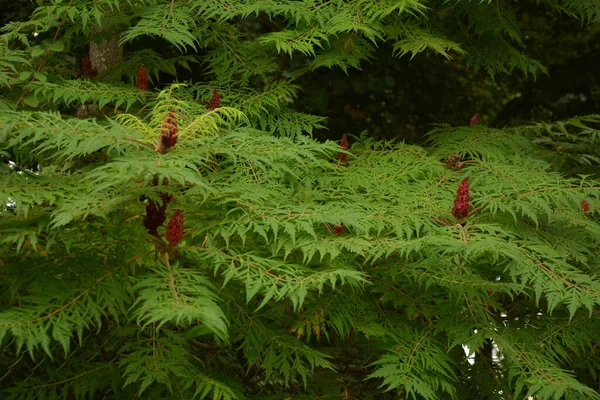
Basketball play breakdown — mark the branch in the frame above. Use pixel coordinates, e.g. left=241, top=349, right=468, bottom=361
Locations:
left=164, top=253, right=180, bottom=303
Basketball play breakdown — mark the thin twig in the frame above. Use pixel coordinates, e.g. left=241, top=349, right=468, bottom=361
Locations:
left=164, top=253, right=180, bottom=303
left=247, top=159, right=259, bottom=182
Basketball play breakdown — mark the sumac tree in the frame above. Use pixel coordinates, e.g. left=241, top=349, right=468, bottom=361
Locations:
left=1, top=1, right=600, bottom=399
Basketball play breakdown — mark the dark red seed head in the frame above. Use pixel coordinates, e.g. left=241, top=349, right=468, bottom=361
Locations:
left=581, top=200, right=590, bottom=213
left=208, top=89, right=220, bottom=110
left=166, top=209, right=184, bottom=246
left=340, top=134, right=349, bottom=150
left=137, top=65, right=148, bottom=91
left=144, top=202, right=166, bottom=234
left=333, top=223, right=345, bottom=235
left=452, top=177, right=470, bottom=220
left=160, top=110, right=178, bottom=149
left=338, top=134, right=349, bottom=164
left=143, top=193, right=173, bottom=234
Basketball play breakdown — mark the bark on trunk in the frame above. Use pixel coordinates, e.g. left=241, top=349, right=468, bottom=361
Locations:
left=77, top=32, right=123, bottom=118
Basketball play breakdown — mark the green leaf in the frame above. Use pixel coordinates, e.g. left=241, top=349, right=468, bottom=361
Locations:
left=22, top=94, right=39, bottom=107
left=30, top=45, right=45, bottom=57
left=18, top=71, right=32, bottom=81
left=49, top=40, right=65, bottom=52
left=33, top=71, right=47, bottom=82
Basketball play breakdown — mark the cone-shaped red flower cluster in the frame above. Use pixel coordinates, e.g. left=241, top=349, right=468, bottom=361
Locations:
left=581, top=199, right=590, bottom=213
left=82, top=56, right=96, bottom=78
left=470, top=113, right=480, bottom=127
left=333, top=223, right=345, bottom=235
left=137, top=65, right=148, bottom=91
left=208, top=89, right=220, bottom=110
left=143, top=193, right=173, bottom=235
left=161, top=110, right=178, bottom=149
left=452, top=177, right=470, bottom=220
left=338, top=134, right=349, bottom=165
left=166, top=209, right=184, bottom=246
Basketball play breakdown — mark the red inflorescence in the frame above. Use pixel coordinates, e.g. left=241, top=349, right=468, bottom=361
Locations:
left=166, top=209, right=184, bottom=246
left=143, top=193, right=173, bottom=235
left=82, top=56, right=96, bottom=78
left=161, top=110, right=179, bottom=149
left=338, top=134, right=349, bottom=164
left=208, top=89, right=220, bottom=110
left=333, top=223, right=345, bottom=235
left=452, top=177, right=470, bottom=220
left=137, top=64, right=148, bottom=91
left=470, top=113, right=480, bottom=127
left=580, top=199, right=590, bottom=213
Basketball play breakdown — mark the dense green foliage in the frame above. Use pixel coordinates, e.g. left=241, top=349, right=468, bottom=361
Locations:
left=1, top=1, right=600, bottom=399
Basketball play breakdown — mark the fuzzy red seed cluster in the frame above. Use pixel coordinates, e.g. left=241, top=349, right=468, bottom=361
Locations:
left=470, top=113, right=480, bottom=127
left=82, top=56, right=96, bottom=78
left=452, top=177, right=470, bottom=220
left=338, top=134, right=349, bottom=165
left=333, top=223, right=345, bottom=235
left=208, top=89, right=220, bottom=110
left=166, top=209, right=184, bottom=246
left=137, top=65, right=148, bottom=91
left=581, top=199, right=590, bottom=213
left=161, top=110, right=178, bottom=148
left=143, top=193, right=173, bottom=235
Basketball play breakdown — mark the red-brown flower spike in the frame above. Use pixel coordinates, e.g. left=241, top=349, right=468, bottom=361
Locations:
left=166, top=209, right=184, bottom=246
left=340, top=134, right=349, bottom=150
left=161, top=110, right=178, bottom=148
left=333, top=223, right=345, bottom=235
left=82, top=56, right=96, bottom=78
left=581, top=200, right=590, bottom=213
left=137, top=64, right=148, bottom=91
left=143, top=193, right=172, bottom=235
left=338, top=134, right=349, bottom=165
left=470, top=113, right=480, bottom=127
left=143, top=202, right=166, bottom=235
left=208, top=89, right=220, bottom=110
left=452, top=177, right=470, bottom=220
